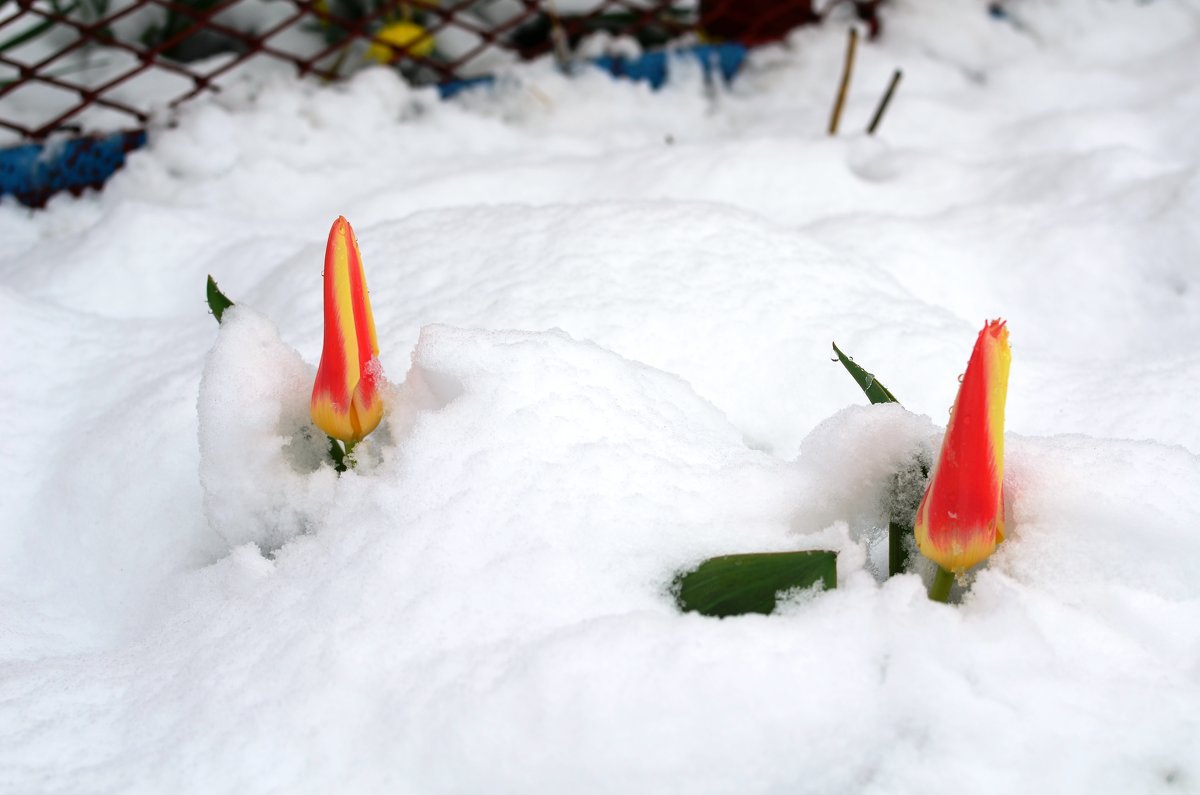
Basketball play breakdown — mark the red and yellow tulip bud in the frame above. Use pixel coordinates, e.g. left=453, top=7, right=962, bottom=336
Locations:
left=914, top=320, right=1011, bottom=574
left=311, top=216, right=384, bottom=445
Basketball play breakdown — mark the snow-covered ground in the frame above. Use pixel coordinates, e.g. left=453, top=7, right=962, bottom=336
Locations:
left=2, top=1, right=1200, bottom=791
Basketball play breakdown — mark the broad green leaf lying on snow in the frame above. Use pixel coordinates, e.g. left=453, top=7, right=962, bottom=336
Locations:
left=674, top=551, right=837, bottom=617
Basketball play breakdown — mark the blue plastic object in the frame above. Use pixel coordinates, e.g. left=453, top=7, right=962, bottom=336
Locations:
left=590, top=43, right=747, bottom=90
left=438, top=75, right=497, bottom=99
left=0, top=130, right=146, bottom=208
left=438, top=43, right=748, bottom=99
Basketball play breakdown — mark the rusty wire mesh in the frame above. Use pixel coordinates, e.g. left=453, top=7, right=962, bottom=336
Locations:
left=0, top=0, right=876, bottom=143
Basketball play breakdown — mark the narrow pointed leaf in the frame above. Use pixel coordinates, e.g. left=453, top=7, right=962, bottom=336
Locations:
left=832, top=341, right=899, bottom=405
left=207, top=275, right=234, bottom=324
left=829, top=344, right=916, bottom=578
left=675, top=551, right=836, bottom=617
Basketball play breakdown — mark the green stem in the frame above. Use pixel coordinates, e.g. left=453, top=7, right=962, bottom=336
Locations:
left=888, top=517, right=909, bottom=577
left=928, top=566, right=955, bottom=603
left=328, top=436, right=347, bottom=473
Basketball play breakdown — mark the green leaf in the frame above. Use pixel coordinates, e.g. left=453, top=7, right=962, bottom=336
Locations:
left=887, top=517, right=910, bottom=577
left=830, top=343, right=917, bottom=577
left=0, top=0, right=79, bottom=53
left=831, top=341, right=900, bottom=405
left=887, top=453, right=930, bottom=576
left=674, top=550, right=837, bottom=617
left=206, top=275, right=234, bottom=323
left=328, top=436, right=347, bottom=473
left=1, top=11, right=70, bottom=54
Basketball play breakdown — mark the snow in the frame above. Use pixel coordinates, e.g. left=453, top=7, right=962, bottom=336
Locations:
left=3, top=0, right=1200, bottom=791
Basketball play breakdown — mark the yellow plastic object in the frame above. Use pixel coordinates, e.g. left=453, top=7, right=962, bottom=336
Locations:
left=366, top=21, right=435, bottom=63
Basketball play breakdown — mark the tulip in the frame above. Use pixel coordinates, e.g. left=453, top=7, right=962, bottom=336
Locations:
left=311, top=216, right=384, bottom=447
left=914, top=320, right=1011, bottom=596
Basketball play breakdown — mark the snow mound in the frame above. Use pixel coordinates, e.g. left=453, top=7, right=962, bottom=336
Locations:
left=198, top=306, right=332, bottom=552
left=4, top=0, right=1200, bottom=790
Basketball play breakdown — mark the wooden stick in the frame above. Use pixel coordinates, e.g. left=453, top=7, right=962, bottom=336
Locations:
left=827, top=27, right=858, bottom=136
left=867, top=69, right=903, bottom=135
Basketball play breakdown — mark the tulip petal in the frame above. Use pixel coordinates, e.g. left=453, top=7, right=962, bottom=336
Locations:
left=914, top=320, right=1010, bottom=573
left=311, top=216, right=384, bottom=444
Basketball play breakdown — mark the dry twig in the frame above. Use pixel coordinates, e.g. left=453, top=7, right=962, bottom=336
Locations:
left=827, top=27, right=859, bottom=136
left=867, top=69, right=902, bottom=135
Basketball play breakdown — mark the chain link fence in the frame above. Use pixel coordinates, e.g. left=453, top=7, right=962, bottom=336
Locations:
left=0, top=0, right=882, bottom=203
left=1, top=0, right=888, bottom=141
